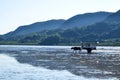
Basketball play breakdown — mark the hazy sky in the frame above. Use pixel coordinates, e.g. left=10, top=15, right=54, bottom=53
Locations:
left=0, top=0, right=120, bottom=34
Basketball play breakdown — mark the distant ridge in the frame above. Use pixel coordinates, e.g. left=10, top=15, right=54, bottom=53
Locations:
left=3, top=11, right=112, bottom=38
left=105, top=10, right=120, bottom=22
left=61, top=12, right=112, bottom=28
left=1, top=10, right=120, bottom=45
left=4, top=19, right=65, bottom=37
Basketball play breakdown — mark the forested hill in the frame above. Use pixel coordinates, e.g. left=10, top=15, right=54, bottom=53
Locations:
left=61, top=12, right=111, bottom=28
left=105, top=10, right=120, bottom=22
left=2, top=11, right=111, bottom=38
left=3, top=19, right=65, bottom=37
left=0, top=10, right=120, bottom=45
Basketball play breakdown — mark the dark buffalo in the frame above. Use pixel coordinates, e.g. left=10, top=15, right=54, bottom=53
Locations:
left=71, top=47, right=81, bottom=55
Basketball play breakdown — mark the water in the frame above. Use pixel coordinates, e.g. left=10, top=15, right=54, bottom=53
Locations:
left=0, top=45, right=120, bottom=80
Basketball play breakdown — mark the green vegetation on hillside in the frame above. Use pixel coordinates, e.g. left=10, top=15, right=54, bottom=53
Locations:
left=0, top=10, right=120, bottom=46
left=0, top=23, right=120, bottom=46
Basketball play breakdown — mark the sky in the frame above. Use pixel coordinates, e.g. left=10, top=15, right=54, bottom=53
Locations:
left=0, top=0, right=120, bottom=35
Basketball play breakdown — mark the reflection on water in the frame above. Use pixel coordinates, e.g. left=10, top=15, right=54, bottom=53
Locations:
left=0, top=54, right=113, bottom=80
left=0, top=54, right=79, bottom=80
left=0, top=45, right=120, bottom=80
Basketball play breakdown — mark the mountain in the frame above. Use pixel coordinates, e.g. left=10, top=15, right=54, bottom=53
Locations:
left=81, top=10, right=120, bottom=40
left=1, top=10, right=120, bottom=45
left=4, top=19, right=65, bottom=37
left=106, top=27, right=120, bottom=38
left=3, top=11, right=112, bottom=38
left=61, top=12, right=112, bottom=28
left=105, top=10, right=120, bottom=23
left=0, top=37, right=3, bottom=41
left=31, top=10, right=120, bottom=44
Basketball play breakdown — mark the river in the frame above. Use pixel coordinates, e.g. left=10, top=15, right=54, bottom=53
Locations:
left=0, top=45, right=120, bottom=80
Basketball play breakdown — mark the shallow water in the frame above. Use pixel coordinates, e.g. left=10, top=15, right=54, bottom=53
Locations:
left=0, top=45, right=120, bottom=80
